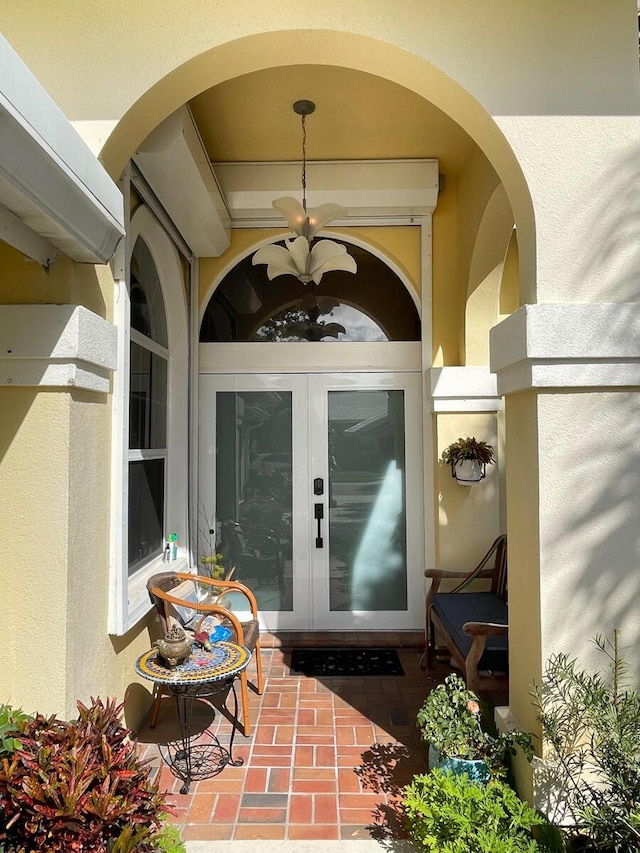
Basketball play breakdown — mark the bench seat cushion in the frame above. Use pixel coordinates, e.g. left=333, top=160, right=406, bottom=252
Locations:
left=433, top=592, right=508, bottom=673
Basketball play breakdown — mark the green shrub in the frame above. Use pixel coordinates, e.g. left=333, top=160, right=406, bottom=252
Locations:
left=0, top=697, right=171, bottom=853
left=532, top=631, right=640, bottom=852
left=151, top=817, right=186, bottom=852
left=0, top=704, right=32, bottom=759
left=403, top=769, right=558, bottom=852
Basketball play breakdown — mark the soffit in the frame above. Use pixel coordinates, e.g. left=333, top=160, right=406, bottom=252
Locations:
left=189, top=65, right=475, bottom=178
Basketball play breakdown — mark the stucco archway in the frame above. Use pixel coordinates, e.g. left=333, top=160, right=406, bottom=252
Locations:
left=100, top=29, right=535, bottom=305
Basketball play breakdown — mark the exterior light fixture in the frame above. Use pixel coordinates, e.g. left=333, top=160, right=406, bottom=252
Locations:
left=252, top=100, right=357, bottom=285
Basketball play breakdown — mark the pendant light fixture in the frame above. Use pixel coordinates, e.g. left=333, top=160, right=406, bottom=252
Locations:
left=252, top=100, right=357, bottom=285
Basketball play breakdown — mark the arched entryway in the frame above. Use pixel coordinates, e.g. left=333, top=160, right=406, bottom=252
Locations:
left=99, top=27, right=535, bottom=656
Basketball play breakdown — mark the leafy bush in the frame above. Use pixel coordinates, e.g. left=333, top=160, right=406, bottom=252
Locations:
left=151, top=817, right=186, bottom=852
left=532, top=631, right=640, bottom=852
left=0, top=704, right=31, bottom=758
left=417, top=672, right=533, bottom=774
left=403, top=768, right=558, bottom=852
left=0, top=697, right=172, bottom=853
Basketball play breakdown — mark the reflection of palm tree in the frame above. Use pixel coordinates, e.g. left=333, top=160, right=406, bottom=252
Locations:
left=285, top=295, right=346, bottom=341
left=255, top=294, right=346, bottom=341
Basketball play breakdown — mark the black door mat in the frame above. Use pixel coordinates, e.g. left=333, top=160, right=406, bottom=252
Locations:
left=290, top=647, right=404, bottom=677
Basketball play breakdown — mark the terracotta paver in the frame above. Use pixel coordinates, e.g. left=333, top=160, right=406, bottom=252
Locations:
left=135, top=633, right=441, bottom=841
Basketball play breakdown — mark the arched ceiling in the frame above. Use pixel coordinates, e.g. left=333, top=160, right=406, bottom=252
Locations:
left=189, top=65, right=476, bottom=179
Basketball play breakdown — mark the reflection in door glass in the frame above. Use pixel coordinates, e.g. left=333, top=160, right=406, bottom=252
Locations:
left=214, top=392, right=293, bottom=612
left=328, top=390, right=407, bottom=612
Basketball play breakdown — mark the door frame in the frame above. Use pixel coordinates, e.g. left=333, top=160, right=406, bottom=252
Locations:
left=198, top=359, right=425, bottom=632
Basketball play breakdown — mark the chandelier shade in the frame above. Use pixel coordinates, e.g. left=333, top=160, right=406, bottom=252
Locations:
left=252, top=101, right=357, bottom=286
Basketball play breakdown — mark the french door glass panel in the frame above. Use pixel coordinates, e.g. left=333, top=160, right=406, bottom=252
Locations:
left=214, top=389, right=293, bottom=613
left=326, top=389, right=407, bottom=613
left=199, top=373, right=422, bottom=631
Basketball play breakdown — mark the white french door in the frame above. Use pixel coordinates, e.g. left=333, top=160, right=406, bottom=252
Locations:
left=198, top=372, right=423, bottom=631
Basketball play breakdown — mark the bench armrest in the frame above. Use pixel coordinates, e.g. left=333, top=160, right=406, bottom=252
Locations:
left=463, top=622, right=508, bottom=636
left=425, top=568, right=493, bottom=579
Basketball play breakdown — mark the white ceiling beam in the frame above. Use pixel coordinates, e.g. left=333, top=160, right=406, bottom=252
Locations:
left=0, top=203, right=57, bottom=266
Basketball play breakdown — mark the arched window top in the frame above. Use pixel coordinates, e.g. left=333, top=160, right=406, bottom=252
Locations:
left=131, top=237, right=168, bottom=347
left=200, top=241, right=420, bottom=343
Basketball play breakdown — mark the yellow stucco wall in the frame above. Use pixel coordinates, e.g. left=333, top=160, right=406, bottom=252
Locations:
left=0, top=389, right=70, bottom=712
left=504, top=391, right=542, bottom=800
left=434, top=413, right=501, bottom=571
left=0, top=240, right=156, bottom=725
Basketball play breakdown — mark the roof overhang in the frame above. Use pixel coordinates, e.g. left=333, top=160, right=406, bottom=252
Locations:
left=0, top=34, right=125, bottom=265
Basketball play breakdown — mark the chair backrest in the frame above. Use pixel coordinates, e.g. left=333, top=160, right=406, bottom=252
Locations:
left=451, top=534, right=508, bottom=599
left=490, top=534, right=508, bottom=600
left=146, top=571, right=199, bottom=632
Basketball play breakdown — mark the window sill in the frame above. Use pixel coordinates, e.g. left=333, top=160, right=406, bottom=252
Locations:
left=109, top=552, right=192, bottom=636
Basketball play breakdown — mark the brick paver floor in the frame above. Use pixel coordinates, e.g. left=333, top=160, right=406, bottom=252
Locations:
left=135, top=632, right=438, bottom=842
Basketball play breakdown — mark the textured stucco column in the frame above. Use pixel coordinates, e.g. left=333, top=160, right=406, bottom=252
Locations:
left=490, top=303, right=640, bottom=797
left=0, top=305, right=150, bottom=722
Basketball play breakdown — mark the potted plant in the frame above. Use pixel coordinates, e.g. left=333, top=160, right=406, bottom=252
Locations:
left=441, top=436, right=496, bottom=485
left=417, top=673, right=533, bottom=781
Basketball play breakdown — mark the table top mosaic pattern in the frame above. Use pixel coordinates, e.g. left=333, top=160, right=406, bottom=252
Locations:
left=135, top=641, right=250, bottom=685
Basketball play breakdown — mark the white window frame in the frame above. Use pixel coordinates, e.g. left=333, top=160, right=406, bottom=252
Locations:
left=109, top=204, right=190, bottom=635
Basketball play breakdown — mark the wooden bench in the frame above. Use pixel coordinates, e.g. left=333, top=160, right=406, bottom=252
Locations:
left=424, top=534, right=508, bottom=692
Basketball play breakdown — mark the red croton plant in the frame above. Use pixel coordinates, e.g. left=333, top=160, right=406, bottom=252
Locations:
left=0, top=697, right=172, bottom=853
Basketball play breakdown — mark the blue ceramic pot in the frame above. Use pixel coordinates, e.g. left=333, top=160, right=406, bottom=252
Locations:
left=428, top=745, right=490, bottom=783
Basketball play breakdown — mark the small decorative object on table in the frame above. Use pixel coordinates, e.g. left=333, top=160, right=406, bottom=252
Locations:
left=193, top=631, right=213, bottom=652
left=155, top=625, right=192, bottom=669
left=417, top=672, right=532, bottom=780
left=441, top=436, right=496, bottom=485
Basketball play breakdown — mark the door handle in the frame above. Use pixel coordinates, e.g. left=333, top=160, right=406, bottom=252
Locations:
left=314, top=502, right=324, bottom=548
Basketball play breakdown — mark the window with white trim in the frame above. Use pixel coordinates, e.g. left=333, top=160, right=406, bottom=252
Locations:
left=128, top=237, right=168, bottom=574
left=109, top=202, right=190, bottom=635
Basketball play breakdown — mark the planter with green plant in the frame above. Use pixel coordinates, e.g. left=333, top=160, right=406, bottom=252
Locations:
left=403, top=768, right=562, bottom=852
left=441, top=436, right=496, bottom=484
left=532, top=630, right=640, bottom=852
left=417, top=672, right=533, bottom=781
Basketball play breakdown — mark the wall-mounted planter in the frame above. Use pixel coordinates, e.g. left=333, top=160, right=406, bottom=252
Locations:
left=441, top=437, right=495, bottom=486
left=452, top=459, right=486, bottom=485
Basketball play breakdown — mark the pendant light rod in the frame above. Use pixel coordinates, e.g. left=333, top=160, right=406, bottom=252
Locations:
left=293, top=100, right=315, bottom=212
left=252, top=97, right=357, bottom=285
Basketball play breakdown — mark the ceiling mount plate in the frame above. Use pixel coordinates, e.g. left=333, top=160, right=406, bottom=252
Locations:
left=293, top=99, right=316, bottom=116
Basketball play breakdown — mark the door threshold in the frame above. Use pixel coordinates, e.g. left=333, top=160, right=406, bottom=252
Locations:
left=261, top=630, right=424, bottom=649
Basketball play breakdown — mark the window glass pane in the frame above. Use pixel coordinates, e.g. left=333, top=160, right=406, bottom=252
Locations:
left=129, top=342, right=167, bottom=449
left=214, top=391, right=293, bottom=612
left=254, top=300, right=388, bottom=342
left=328, top=390, right=407, bottom=612
left=200, top=244, right=420, bottom=342
left=128, top=458, right=165, bottom=574
left=130, top=237, right=168, bottom=347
